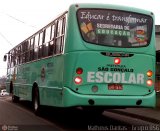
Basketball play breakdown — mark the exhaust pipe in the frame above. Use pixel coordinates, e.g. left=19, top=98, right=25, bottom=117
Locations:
left=88, top=99, right=95, bottom=105
left=136, top=99, right=142, bottom=105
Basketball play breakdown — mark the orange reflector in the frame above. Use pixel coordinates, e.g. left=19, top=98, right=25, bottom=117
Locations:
left=147, top=70, right=153, bottom=77
left=147, top=79, right=153, bottom=86
left=114, top=58, right=121, bottom=65
left=74, top=76, right=82, bottom=84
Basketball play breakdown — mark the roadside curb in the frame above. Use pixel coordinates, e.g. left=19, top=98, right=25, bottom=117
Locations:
left=107, top=109, right=160, bottom=124
left=106, top=93, right=160, bottom=124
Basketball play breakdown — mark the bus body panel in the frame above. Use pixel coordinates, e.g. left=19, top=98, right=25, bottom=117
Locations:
left=64, top=52, right=155, bottom=96
left=62, top=87, right=156, bottom=107
left=6, top=55, right=65, bottom=106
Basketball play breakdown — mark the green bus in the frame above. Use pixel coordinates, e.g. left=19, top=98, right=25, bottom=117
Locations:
left=4, top=3, right=156, bottom=115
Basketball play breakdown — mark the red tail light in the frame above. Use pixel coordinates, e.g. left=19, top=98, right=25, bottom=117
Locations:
left=76, top=68, right=83, bottom=74
left=74, top=76, right=82, bottom=84
left=114, top=58, right=121, bottom=65
left=147, top=79, right=153, bottom=86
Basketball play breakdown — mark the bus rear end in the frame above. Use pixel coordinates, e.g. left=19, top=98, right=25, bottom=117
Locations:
left=63, top=4, right=156, bottom=108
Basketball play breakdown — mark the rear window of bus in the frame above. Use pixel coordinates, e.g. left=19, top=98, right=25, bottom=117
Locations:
left=77, top=9, right=153, bottom=48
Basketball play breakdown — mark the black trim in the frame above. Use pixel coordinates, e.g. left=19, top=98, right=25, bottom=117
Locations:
left=101, top=52, right=134, bottom=57
left=76, top=8, right=153, bottom=48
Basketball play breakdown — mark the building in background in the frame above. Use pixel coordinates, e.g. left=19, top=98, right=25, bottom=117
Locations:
left=156, top=25, right=160, bottom=50
left=156, top=25, right=160, bottom=92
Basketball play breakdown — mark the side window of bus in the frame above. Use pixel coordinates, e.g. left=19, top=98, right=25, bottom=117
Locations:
left=13, top=49, right=17, bottom=66
left=21, top=41, right=29, bottom=63
left=20, top=46, right=22, bottom=64
left=17, top=46, right=21, bottom=65
left=55, top=18, right=65, bottom=54
left=22, top=42, right=27, bottom=63
left=38, top=32, right=44, bottom=59
left=7, top=52, right=11, bottom=74
left=24, top=41, right=30, bottom=62
left=12, top=50, right=15, bottom=67
left=10, top=51, right=14, bottom=67
left=61, top=17, right=66, bottom=51
left=48, top=24, right=55, bottom=56
left=7, top=52, right=11, bottom=68
left=29, top=38, right=34, bottom=61
left=44, top=26, right=51, bottom=57
left=34, top=34, right=39, bottom=60
left=44, top=24, right=56, bottom=57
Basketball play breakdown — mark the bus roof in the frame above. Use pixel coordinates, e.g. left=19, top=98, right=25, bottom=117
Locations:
left=70, top=3, right=154, bottom=16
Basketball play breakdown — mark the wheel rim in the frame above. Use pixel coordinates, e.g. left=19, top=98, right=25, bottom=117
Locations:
left=34, top=96, right=38, bottom=111
left=12, top=96, right=14, bottom=100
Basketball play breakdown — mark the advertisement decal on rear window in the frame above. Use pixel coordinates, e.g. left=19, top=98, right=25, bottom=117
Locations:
left=77, top=9, right=153, bottom=48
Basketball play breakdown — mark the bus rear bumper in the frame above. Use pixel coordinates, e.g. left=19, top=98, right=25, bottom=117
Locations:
left=62, top=87, right=156, bottom=108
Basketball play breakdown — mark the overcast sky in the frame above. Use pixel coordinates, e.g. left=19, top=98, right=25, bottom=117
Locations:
left=0, top=0, right=159, bottom=76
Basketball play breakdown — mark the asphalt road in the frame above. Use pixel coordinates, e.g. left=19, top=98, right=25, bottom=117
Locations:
left=0, top=95, right=159, bottom=131
left=0, top=96, right=61, bottom=131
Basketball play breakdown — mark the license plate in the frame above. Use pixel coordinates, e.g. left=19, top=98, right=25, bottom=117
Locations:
left=108, top=84, right=123, bottom=90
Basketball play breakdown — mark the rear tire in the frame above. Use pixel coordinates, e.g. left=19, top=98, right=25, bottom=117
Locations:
left=12, top=95, right=19, bottom=103
left=33, top=87, right=42, bottom=116
left=10, top=81, right=20, bottom=103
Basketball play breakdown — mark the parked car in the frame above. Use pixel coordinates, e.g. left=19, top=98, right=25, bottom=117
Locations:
left=0, top=89, right=9, bottom=96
